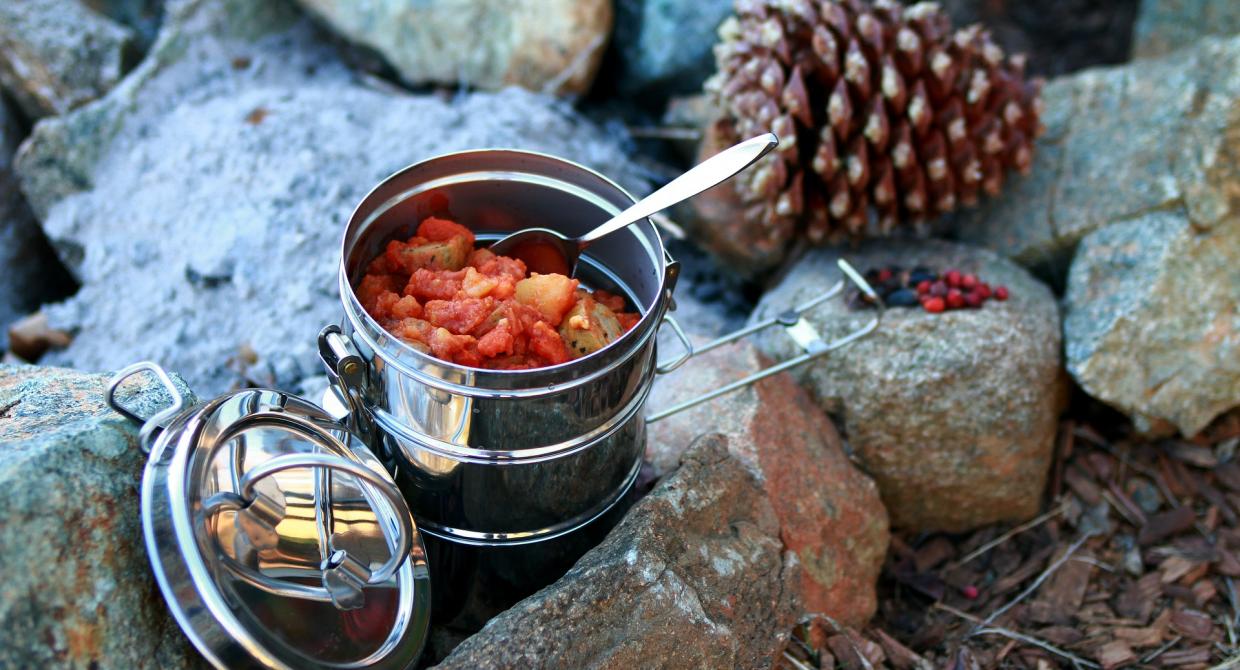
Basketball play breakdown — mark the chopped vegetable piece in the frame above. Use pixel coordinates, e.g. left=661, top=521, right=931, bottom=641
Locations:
left=514, top=273, right=579, bottom=326
left=559, top=296, right=624, bottom=357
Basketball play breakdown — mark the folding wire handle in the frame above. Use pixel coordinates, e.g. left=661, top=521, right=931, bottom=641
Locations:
left=647, top=259, right=881, bottom=423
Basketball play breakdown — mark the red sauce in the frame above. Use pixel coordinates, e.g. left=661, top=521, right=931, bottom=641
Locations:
left=357, top=217, right=640, bottom=370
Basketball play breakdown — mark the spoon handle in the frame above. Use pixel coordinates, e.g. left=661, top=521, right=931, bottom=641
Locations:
left=576, top=133, right=780, bottom=246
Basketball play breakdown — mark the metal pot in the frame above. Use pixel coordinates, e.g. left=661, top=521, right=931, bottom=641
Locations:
left=323, top=149, right=881, bottom=627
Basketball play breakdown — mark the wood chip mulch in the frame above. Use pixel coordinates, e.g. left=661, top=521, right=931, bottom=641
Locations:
left=779, top=408, right=1240, bottom=670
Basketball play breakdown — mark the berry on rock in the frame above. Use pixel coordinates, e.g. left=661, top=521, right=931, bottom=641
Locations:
left=946, top=289, right=965, bottom=309
left=852, top=264, right=1011, bottom=313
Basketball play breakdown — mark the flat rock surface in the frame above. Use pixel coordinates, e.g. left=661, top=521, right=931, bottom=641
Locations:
left=0, top=364, right=203, bottom=669
left=1065, top=211, right=1240, bottom=436
left=751, top=240, right=1066, bottom=532
left=646, top=339, right=889, bottom=625
left=434, top=436, right=797, bottom=670
left=1133, top=0, right=1240, bottom=58
left=15, top=0, right=649, bottom=395
left=954, top=37, right=1240, bottom=280
left=0, top=0, right=135, bottom=118
left=294, top=0, right=612, bottom=96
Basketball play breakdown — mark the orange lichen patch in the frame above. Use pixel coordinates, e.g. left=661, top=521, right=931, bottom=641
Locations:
left=358, top=216, right=639, bottom=369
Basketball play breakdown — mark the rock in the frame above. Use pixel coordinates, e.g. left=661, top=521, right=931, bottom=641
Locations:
left=933, top=0, right=1137, bottom=78
left=610, top=0, right=731, bottom=99
left=1, top=97, right=76, bottom=354
left=0, top=364, right=203, bottom=669
left=1133, top=0, right=1240, bottom=58
left=294, top=0, right=612, bottom=96
left=1064, top=212, right=1240, bottom=436
left=646, top=339, right=889, bottom=625
left=434, top=436, right=798, bottom=669
left=15, top=0, right=650, bottom=396
left=954, top=37, right=1240, bottom=282
left=87, top=0, right=166, bottom=51
left=750, top=240, right=1066, bottom=532
left=0, top=0, right=136, bottom=119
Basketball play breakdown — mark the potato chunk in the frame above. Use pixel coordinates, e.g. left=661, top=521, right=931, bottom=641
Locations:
left=559, top=297, right=623, bottom=358
left=514, top=273, right=579, bottom=325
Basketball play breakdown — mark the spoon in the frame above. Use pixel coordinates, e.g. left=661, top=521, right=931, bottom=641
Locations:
left=489, top=133, right=779, bottom=276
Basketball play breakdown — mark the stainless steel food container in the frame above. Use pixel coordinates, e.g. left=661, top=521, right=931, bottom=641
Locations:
left=332, top=151, right=673, bottom=550
left=323, top=149, right=882, bottom=627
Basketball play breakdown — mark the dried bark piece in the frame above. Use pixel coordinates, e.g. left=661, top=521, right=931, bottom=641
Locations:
left=1138, top=506, right=1197, bottom=545
left=873, top=628, right=928, bottom=670
left=1168, top=609, right=1215, bottom=641
left=1115, top=572, right=1162, bottom=623
left=7, top=311, right=73, bottom=362
left=1096, top=640, right=1136, bottom=670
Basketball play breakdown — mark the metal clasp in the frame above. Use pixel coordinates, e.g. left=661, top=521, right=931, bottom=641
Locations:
left=647, top=259, right=881, bottom=423
left=105, top=361, right=188, bottom=453
left=318, top=325, right=375, bottom=442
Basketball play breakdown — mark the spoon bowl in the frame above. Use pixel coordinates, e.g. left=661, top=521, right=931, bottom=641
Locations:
left=488, top=133, right=779, bottom=276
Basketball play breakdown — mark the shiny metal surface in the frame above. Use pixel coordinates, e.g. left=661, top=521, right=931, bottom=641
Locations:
left=107, top=366, right=431, bottom=670
left=487, top=133, right=778, bottom=275
left=335, top=149, right=676, bottom=546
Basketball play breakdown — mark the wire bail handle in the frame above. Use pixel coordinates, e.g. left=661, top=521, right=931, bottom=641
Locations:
left=649, top=259, right=882, bottom=423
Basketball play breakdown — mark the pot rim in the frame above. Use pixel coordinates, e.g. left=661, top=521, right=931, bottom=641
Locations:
left=337, top=147, right=671, bottom=381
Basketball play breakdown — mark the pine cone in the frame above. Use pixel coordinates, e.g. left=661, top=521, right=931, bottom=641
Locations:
left=703, top=0, right=1043, bottom=245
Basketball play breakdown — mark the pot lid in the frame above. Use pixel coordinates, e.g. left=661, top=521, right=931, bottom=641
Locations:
left=106, top=361, right=431, bottom=670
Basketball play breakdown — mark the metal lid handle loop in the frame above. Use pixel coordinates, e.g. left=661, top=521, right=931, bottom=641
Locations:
left=105, top=361, right=188, bottom=453
left=201, top=451, right=415, bottom=610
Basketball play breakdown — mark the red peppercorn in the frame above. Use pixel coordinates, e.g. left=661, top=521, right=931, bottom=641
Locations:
left=877, top=268, right=893, bottom=282
left=916, top=280, right=931, bottom=295
left=962, top=585, right=979, bottom=600
left=961, top=273, right=977, bottom=289
left=930, top=280, right=948, bottom=297
left=945, top=269, right=962, bottom=287
left=976, top=283, right=991, bottom=299
left=964, top=292, right=983, bottom=308
left=995, top=285, right=1009, bottom=301
left=923, top=297, right=946, bottom=313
